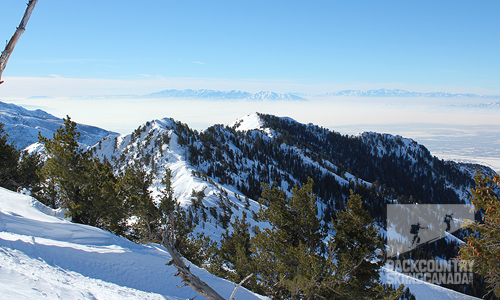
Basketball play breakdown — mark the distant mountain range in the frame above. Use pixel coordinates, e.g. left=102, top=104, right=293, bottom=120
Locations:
left=143, top=89, right=308, bottom=101
left=321, top=88, right=500, bottom=98
left=23, top=88, right=500, bottom=101
left=144, top=88, right=500, bottom=99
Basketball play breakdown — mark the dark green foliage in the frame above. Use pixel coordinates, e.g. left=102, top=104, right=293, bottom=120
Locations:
left=322, top=190, right=386, bottom=299
left=460, top=172, right=500, bottom=298
left=212, top=211, right=256, bottom=288
left=17, top=151, right=43, bottom=191
left=38, top=116, right=91, bottom=222
left=37, top=116, right=125, bottom=234
left=118, top=162, right=159, bottom=243
left=0, top=122, right=20, bottom=190
left=248, top=180, right=404, bottom=299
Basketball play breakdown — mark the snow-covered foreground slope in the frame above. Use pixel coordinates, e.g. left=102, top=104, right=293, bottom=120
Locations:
left=0, top=187, right=482, bottom=300
left=0, top=187, right=268, bottom=300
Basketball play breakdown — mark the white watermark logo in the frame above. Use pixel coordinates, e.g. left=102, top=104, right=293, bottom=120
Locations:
left=386, top=204, right=474, bottom=285
left=385, top=259, right=474, bottom=285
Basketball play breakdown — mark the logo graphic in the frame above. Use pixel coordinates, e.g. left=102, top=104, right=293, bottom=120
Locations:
left=385, top=204, right=475, bottom=285
left=386, top=204, right=473, bottom=257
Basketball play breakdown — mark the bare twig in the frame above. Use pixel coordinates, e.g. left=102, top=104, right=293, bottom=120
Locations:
left=229, top=273, right=253, bottom=300
left=0, top=0, right=38, bottom=85
left=162, top=232, right=225, bottom=300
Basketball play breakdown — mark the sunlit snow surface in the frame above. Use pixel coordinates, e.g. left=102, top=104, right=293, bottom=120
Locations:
left=230, top=112, right=264, bottom=131
left=0, top=187, right=482, bottom=299
left=0, top=187, right=268, bottom=300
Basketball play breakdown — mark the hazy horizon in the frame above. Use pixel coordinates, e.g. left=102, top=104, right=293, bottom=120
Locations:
left=3, top=94, right=500, bottom=172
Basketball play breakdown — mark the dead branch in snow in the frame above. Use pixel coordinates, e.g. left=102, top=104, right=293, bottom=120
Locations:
left=162, top=231, right=225, bottom=300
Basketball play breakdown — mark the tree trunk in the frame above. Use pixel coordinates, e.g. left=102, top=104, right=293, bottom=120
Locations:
left=0, top=0, right=39, bottom=85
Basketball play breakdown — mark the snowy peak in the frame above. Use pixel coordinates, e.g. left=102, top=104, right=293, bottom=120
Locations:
left=230, top=113, right=264, bottom=131
left=143, top=89, right=307, bottom=101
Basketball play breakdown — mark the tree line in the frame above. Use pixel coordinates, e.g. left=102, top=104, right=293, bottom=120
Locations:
left=6, top=117, right=498, bottom=299
left=0, top=117, right=414, bottom=299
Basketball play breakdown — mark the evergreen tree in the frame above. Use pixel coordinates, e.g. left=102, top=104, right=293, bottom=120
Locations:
left=38, top=117, right=125, bottom=234
left=459, top=171, right=500, bottom=297
left=17, top=150, right=43, bottom=192
left=0, top=122, right=20, bottom=190
left=322, top=190, right=392, bottom=299
left=217, top=211, right=255, bottom=288
left=38, top=116, right=92, bottom=223
left=252, top=178, right=326, bottom=298
left=118, top=161, right=159, bottom=243
left=85, top=158, right=127, bottom=234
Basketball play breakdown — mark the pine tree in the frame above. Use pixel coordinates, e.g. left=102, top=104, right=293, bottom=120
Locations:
left=459, top=171, right=500, bottom=297
left=322, top=190, right=402, bottom=299
left=85, top=158, right=126, bottom=234
left=17, top=150, right=43, bottom=192
left=118, top=161, right=159, bottom=243
left=38, top=117, right=125, bottom=233
left=217, top=211, right=255, bottom=287
left=38, top=116, right=92, bottom=222
left=0, top=122, right=20, bottom=190
left=252, top=178, right=326, bottom=299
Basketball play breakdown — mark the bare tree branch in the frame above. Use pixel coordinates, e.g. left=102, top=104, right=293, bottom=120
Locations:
left=0, top=0, right=38, bottom=85
left=229, top=273, right=253, bottom=300
left=162, top=232, right=225, bottom=300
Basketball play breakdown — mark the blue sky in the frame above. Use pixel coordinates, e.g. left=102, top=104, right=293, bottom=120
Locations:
left=1, top=0, right=500, bottom=96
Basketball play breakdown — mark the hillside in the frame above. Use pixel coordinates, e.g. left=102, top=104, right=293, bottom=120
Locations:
left=0, top=100, right=116, bottom=149
left=0, top=187, right=267, bottom=299
left=0, top=178, right=481, bottom=299
left=1, top=103, right=495, bottom=299
left=90, top=112, right=491, bottom=231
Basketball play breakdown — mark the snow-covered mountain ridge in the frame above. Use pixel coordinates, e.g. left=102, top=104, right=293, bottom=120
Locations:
left=89, top=112, right=495, bottom=232
left=1, top=103, right=494, bottom=299
left=143, top=89, right=307, bottom=101
left=0, top=100, right=116, bottom=150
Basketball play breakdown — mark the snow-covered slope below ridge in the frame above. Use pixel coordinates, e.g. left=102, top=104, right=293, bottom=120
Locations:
left=0, top=176, right=480, bottom=299
left=0, top=187, right=268, bottom=300
left=91, top=117, right=266, bottom=241
left=0, top=100, right=116, bottom=150
left=1, top=109, right=489, bottom=299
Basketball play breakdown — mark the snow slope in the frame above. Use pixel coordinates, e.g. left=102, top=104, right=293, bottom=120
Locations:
left=0, top=187, right=268, bottom=300
left=230, top=113, right=264, bottom=131
left=0, top=187, right=481, bottom=300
